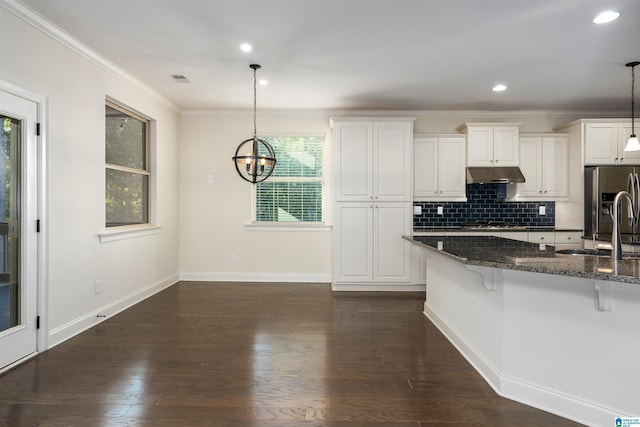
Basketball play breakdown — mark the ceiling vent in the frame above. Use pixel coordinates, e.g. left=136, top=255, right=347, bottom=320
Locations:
left=171, top=74, right=191, bottom=83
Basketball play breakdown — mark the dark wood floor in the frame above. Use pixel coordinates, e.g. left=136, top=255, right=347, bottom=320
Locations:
left=0, top=282, right=582, bottom=426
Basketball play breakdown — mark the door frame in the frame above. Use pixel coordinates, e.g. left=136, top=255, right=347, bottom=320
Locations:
left=0, top=80, right=49, bottom=363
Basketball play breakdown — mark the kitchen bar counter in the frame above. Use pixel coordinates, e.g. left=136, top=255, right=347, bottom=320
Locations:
left=405, top=234, right=640, bottom=284
left=405, top=234, right=640, bottom=425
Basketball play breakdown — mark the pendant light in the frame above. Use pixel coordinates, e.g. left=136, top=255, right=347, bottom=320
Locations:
left=624, top=61, right=640, bottom=152
left=232, top=64, right=277, bottom=183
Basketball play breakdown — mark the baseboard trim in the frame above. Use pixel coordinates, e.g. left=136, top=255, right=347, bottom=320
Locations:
left=179, top=271, right=331, bottom=283
left=332, top=283, right=426, bottom=292
left=423, top=303, right=502, bottom=393
left=423, top=302, right=622, bottom=427
left=500, top=376, right=619, bottom=427
left=47, top=274, right=179, bottom=349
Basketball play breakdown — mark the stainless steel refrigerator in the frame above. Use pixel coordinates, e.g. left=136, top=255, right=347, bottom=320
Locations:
left=584, top=166, right=640, bottom=242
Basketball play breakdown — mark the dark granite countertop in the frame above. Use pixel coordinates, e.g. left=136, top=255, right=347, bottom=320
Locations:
left=405, top=235, right=640, bottom=285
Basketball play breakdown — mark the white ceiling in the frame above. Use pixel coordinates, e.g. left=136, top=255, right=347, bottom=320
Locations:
left=16, top=0, right=640, bottom=112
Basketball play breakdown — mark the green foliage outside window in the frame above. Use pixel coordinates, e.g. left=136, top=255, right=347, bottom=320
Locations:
left=255, top=136, right=323, bottom=222
left=105, top=104, right=149, bottom=227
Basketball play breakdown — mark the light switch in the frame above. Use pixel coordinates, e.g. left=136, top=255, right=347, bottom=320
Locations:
left=437, top=206, right=444, bottom=215
left=413, top=205, right=422, bottom=215
left=539, top=205, right=546, bottom=215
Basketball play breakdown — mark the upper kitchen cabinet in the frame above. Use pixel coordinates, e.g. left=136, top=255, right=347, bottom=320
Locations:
left=510, top=134, right=568, bottom=200
left=332, top=118, right=414, bottom=202
left=583, top=121, right=640, bottom=165
left=457, top=123, right=521, bottom=167
left=413, top=135, right=466, bottom=201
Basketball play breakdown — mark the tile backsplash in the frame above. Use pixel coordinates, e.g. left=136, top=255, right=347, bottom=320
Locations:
left=413, top=184, right=555, bottom=229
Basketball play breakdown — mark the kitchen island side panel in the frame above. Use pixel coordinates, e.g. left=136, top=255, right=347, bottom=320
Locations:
left=501, top=269, right=640, bottom=424
left=424, top=250, right=504, bottom=387
left=422, top=245, right=639, bottom=426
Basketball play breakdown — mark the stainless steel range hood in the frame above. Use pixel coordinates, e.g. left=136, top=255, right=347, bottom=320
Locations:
left=466, top=166, right=525, bottom=184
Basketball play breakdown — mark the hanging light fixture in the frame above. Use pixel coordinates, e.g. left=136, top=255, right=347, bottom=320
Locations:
left=624, top=61, right=640, bottom=152
left=232, top=64, right=277, bottom=183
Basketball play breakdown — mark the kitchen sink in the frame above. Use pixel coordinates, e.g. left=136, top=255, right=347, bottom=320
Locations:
left=555, top=249, right=640, bottom=259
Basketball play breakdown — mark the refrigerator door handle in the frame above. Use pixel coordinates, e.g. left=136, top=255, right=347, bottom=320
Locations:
left=627, top=173, right=635, bottom=227
left=633, top=172, right=640, bottom=231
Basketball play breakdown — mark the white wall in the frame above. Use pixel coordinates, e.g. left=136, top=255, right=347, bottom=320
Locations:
left=2, top=1, right=624, bottom=349
left=1, top=3, right=180, bottom=347
left=178, top=112, right=333, bottom=282
left=177, top=110, right=605, bottom=285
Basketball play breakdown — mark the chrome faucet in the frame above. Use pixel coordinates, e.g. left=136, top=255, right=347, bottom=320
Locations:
left=612, top=190, right=635, bottom=260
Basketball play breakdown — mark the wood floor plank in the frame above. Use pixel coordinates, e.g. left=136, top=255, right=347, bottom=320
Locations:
left=0, top=282, right=583, bottom=426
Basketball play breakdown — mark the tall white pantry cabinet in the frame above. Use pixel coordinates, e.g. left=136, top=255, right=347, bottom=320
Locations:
left=331, top=118, right=419, bottom=291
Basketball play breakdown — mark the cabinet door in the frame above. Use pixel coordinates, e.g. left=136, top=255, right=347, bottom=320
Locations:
left=618, top=123, right=640, bottom=164
left=584, top=123, right=617, bottom=165
left=334, top=121, right=373, bottom=201
left=438, top=137, right=467, bottom=198
left=542, top=136, right=568, bottom=197
left=467, top=127, right=494, bottom=166
left=413, top=137, right=438, bottom=198
left=517, top=137, right=542, bottom=197
left=493, top=126, right=519, bottom=166
left=374, top=203, right=411, bottom=283
left=374, top=122, right=412, bottom=201
left=334, top=202, right=373, bottom=282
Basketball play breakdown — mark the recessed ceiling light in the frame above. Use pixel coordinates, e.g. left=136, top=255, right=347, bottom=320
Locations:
left=240, top=43, right=253, bottom=53
left=259, top=79, right=268, bottom=86
left=492, top=84, right=507, bottom=92
left=593, top=11, right=620, bottom=24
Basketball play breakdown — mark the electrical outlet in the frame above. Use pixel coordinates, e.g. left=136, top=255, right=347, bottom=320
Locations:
left=413, top=205, right=422, bottom=215
left=437, top=206, right=444, bottom=215
left=95, top=280, right=102, bottom=295
left=228, top=254, right=236, bottom=263
left=539, top=205, right=546, bottom=215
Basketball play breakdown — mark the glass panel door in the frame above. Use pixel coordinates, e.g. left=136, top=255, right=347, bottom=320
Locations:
left=0, top=113, right=20, bottom=334
left=0, top=89, right=38, bottom=370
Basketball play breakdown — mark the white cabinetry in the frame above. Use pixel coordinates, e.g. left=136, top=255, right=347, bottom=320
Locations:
left=414, top=135, right=466, bottom=201
left=458, top=123, right=521, bottom=167
left=584, top=121, right=640, bottom=165
left=331, top=118, right=417, bottom=290
left=333, top=119, right=412, bottom=201
left=334, top=202, right=412, bottom=283
left=513, top=134, right=568, bottom=199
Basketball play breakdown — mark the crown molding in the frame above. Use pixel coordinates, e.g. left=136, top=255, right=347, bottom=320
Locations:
left=181, top=108, right=629, bottom=119
left=1, top=0, right=179, bottom=113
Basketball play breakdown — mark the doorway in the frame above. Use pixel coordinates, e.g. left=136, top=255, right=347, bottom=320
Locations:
left=0, top=88, right=39, bottom=370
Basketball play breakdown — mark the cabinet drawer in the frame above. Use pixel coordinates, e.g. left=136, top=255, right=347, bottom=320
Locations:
left=555, top=232, right=582, bottom=244
left=528, top=232, right=555, bottom=244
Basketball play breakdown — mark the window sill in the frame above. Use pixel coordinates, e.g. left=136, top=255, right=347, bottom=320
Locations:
left=98, top=225, right=161, bottom=243
left=245, top=222, right=332, bottom=232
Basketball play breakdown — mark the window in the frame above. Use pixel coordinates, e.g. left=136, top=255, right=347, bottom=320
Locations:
left=105, top=101, right=150, bottom=228
left=254, top=135, right=324, bottom=223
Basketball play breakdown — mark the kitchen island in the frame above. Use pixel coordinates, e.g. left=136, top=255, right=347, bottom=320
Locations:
left=405, top=235, right=639, bottom=427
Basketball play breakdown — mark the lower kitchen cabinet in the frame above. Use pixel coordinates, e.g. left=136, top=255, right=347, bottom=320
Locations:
left=554, top=231, right=583, bottom=249
left=334, top=202, right=413, bottom=288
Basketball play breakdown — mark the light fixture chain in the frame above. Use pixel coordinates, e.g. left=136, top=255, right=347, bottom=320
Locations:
left=253, top=66, right=257, bottom=139
left=632, top=63, right=636, bottom=133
